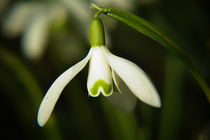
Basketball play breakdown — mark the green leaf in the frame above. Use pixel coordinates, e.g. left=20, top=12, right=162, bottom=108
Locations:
left=91, top=3, right=210, bottom=102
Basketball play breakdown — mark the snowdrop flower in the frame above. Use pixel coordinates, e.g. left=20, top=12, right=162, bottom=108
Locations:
left=2, top=2, right=67, bottom=60
left=37, top=17, right=161, bottom=127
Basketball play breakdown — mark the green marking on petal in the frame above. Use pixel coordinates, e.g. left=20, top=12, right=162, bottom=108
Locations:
left=90, top=79, right=112, bottom=96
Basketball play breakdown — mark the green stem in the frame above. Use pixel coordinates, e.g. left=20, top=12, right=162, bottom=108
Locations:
left=91, top=3, right=102, bottom=11
left=158, top=55, right=184, bottom=140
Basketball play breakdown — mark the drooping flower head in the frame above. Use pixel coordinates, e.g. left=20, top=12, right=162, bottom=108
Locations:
left=37, top=17, right=161, bottom=127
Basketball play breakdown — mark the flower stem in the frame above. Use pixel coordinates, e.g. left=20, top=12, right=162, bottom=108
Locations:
left=91, top=3, right=110, bottom=18
left=91, top=3, right=102, bottom=11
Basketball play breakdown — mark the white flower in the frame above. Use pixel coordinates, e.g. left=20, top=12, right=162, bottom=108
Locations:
left=37, top=46, right=161, bottom=127
left=37, top=17, right=161, bottom=127
left=2, top=2, right=67, bottom=60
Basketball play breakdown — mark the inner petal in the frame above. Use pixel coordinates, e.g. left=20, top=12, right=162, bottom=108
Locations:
left=87, top=47, right=113, bottom=97
left=90, top=79, right=112, bottom=96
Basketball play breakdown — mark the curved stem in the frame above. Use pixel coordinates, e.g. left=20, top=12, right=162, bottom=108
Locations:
left=91, top=3, right=110, bottom=18
left=91, top=3, right=102, bottom=11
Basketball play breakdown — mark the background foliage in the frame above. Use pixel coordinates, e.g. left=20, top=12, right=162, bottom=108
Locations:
left=0, top=0, right=209, bottom=139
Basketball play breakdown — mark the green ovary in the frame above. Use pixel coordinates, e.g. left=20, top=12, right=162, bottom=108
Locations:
left=90, top=79, right=113, bottom=96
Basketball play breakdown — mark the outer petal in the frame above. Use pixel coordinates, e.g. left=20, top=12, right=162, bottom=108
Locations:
left=104, top=48, right=161, bottom=107
left=22, top=8, right=49, bottom=60
left=37, top=50, right=92, bottom=127
left=2, top=2, right=37, bottom=37
left=87, top=47, right=113, bottom=97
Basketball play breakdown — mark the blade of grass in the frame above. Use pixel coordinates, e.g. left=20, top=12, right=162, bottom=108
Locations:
left=158, top=55, right=184, bottom=140
left=0, top=47, right=62, bottom=140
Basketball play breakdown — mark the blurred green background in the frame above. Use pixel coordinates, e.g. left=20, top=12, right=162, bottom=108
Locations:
left=0, top=0, right=209, bottom=140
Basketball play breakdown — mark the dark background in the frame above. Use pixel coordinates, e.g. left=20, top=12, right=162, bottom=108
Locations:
left=0, top=0, right=209, bottom=139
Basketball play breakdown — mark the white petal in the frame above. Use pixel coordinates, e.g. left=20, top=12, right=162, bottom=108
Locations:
left=104, top=48, right=161, bottom=107
left=107, top=74, right=137, bottom=112
left=2, top=2, right=37, bottom=37
left=22, top=9, right=49, bottom=60
left=37, top=50, right=92, bottom=127
left=87, top=47, right=113, bottom=97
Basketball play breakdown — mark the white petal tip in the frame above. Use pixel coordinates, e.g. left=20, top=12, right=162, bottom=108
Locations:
left=37, top=111, right=48, bottom=127
left=152, top=102, right=161, bottom=108
left=88, top=92, right=100, bottom=97
left=37, top=121, right=44, bottom=127
left=37, top=117, right=45, bottom=127
left=146, top=97, right=161, bottom=108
